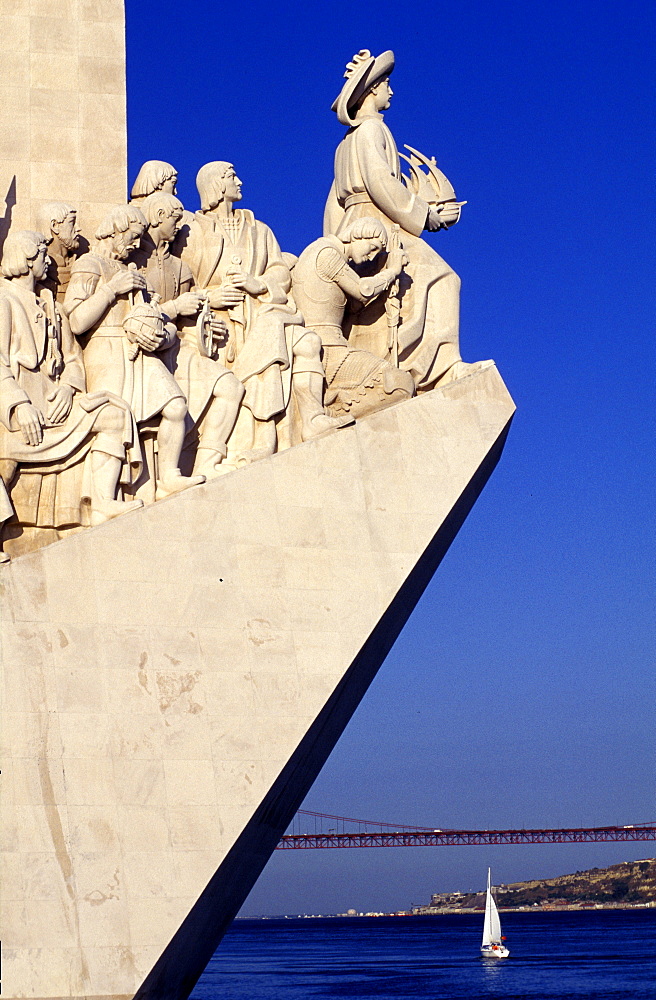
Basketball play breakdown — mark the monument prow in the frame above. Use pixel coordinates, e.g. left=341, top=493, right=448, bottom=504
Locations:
left=1, top=366, right=514, bottom=999
left=0, top=14, right=516, bottom=997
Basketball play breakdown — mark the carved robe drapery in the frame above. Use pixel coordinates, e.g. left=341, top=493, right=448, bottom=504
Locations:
left=40, top=249, right=76, bottom=304
left=0, top=282, right=136, bottom=527
left=323, top=114, right=461, bottom=389
left=182, top=209, right=308, bottom=422
left=65, top=251, right=183, bottom=424
left=134, top=234, right=235, bottom=426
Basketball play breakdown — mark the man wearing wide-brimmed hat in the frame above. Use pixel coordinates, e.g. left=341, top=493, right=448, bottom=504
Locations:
left=324, top=49, right=484, bottom=391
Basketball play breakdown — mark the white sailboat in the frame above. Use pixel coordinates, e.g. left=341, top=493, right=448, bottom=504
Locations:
left=480, top=868, right=510, bottom=958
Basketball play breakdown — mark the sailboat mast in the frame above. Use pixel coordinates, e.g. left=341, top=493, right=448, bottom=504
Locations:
left=486, top=868, right=492, bottom=929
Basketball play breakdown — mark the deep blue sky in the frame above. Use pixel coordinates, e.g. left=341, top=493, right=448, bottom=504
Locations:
left=126, top=0, right=655, bottom=914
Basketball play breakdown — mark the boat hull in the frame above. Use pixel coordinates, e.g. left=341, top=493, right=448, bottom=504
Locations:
left=481, top=946, right=510, bottom=959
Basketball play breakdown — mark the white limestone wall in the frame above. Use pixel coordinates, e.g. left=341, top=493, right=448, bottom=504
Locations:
left=0, top=369, right=515, bottom=999
left=0, top=0, right=127, bottom=243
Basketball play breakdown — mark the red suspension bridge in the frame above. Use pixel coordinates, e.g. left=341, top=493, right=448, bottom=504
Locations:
left=277, top=810, right=656, bottom=850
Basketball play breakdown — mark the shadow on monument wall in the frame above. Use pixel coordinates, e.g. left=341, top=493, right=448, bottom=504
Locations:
left=0, top=176, right=17, bottom=258
left=133, top=413, right=515, bottom=1000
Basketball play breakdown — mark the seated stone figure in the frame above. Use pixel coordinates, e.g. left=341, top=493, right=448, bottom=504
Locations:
left=181, top=161, right=350, bottom=466
left=291, top=217, right=415, bottom=418
left=0, top=231, right=142, bottom=561
left=133, top=192, right=245, bottom=478
left=64, top=204, right=204, bottom=498
left=36, top=201, right=82, bottom=303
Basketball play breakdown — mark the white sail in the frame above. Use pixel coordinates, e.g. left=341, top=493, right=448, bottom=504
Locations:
left=482, top=868, right=502, bottom=946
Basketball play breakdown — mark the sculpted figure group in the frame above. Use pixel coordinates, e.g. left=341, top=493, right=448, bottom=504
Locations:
left=0, top=50, right=487, bottom=561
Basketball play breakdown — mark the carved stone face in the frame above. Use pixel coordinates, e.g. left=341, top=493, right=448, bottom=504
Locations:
left=114, top=221, right=145, bottom=259
left=222, top=168, right=242, bottom=204
left=161, top=173, right=178, bottom=195
left=158, top=209, right=183, bottom=244
left=350, top=236, right=385, bottom=265
left=372, top=77, right=393, bottom=111
left=55, top=212, right=80, bottom=251
left=31, top=244, right=50, bottom=282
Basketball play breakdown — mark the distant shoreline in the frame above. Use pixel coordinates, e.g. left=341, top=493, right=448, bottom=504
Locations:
left=239, top=905, right=656, bottom=921
left=414, top=903, right=656, bottom=914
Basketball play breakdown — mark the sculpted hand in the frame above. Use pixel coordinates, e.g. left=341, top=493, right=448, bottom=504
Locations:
left=225, top=267, right=266, bottom=296
left=15, top=402, right=45, bottom=446
left=426, top=202, right=461, bottom=231
left=210, top=316, right=228, bottom=337
left=107, top=270, right=147, bottom=297
left=47, top=385, right=74, bottom=424
left=387, top=248, right=408, bottom=275
left=174, top=291, right=205, bottom=317
left=207, top=286, right=245, bottom=309
left=132, top=324, right=165, bottom=352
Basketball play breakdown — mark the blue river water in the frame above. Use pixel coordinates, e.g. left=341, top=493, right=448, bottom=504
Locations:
left=191, top=910, right=656, bottom=999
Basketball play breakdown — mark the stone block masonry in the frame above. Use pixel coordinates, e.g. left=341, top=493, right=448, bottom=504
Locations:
left=0, top=0, right=127, bottom=248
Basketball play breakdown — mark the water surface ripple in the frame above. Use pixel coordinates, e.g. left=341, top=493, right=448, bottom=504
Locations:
left=191, top=910, right=656, bottom=999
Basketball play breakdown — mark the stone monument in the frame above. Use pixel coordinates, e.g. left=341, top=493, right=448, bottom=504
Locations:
left=0, top=19, right=515, bottom=1000
left=0, top=0, right=128, bottom=245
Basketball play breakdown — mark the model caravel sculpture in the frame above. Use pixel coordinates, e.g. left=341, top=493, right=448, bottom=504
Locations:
left=0, top=38, right=514, bottom=1000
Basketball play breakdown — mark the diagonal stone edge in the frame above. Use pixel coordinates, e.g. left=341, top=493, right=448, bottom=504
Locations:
left=132, top=412, right=514, bottom=1000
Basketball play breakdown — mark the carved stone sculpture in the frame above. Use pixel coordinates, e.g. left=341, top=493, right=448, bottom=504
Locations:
left=63, top=205, right=205, bottom=498
left=35, top=201, right=82, bottom=303
left=291, top=217, right=415, bottom=418
left=0, top=231, right=142, bottom=561
left=0, top=10, right=517, bottom=997
left=324, top=49, right=487, bottom=390
left=181, top=162, right=350, bottom=466
left=130, top=159, right=178, bottom=202
left=134, top=192, right=245, bottom=478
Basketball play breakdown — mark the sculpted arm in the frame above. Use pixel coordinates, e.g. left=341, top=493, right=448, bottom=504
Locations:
left=169, top=266, right=228, bottom=341
left=44, top=308, right=85, bottom=424
left=355, top=122, right=428, bottom=236
left=259, top=227, right=292, bottom=301
left=65, top=263, right=146, bottom=335
left=335, top=262, right=400, bottom=304
left=161, top=263, right=201, bottom=320
left=317, top=246, right=402, bottom=306
left=227, top=226, right=289, bottom=302
left=64, top=265, right=114, bottom=335
left=58, top=310, right=86, bottom=393
left=0, top=296, right=30, bottom=429
left=0, top=297, right=46, bottom=445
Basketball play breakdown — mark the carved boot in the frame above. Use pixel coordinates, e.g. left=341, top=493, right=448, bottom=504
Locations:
left=324, top=348, right=415, bottom=420
left=90, top=497, right=143, bottom=526
left=294, top=372, right=354, bottom=441
left=304, top=412, right=354, bottom=439
left=89, top=451, right=144, bottom=525
left=155, top=472, right=206, bottom=500
left=193, top=447, right=232, bottom=480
